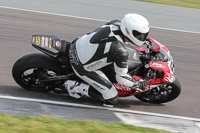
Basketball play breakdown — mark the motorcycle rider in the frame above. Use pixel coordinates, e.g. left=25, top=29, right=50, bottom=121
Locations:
left=65, top=13, right=149, bottom=107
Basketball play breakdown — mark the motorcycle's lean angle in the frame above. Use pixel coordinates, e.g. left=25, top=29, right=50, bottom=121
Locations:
left=12, top=35, right=181, bottom=104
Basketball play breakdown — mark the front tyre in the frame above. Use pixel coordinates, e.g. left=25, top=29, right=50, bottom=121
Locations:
left=12, top=53, right=65, bottom=91
left=134, top=78, right=181, bottom=104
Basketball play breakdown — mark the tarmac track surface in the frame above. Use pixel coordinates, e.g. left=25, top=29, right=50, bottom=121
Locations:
left=0, top=7, right=200, bottom=119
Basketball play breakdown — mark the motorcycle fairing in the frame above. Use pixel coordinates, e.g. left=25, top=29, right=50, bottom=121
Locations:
left=114, top=37, right=176, bottom=97
left=125, top=45, right=142, bottom=71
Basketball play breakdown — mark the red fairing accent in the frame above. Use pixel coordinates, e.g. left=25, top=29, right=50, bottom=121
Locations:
left=134, top=46, right=160, bottom=52
left=113, top=83, right=133, bottom=97
left=132, top=75, right=162, bottom=84
left=113, top=82, right=148, bottom=97
left=134, top=47, right=160, bottom=52
left=134, top=47, right=149, bottom=52
left=153, top=47, right=160, bottom=52
left=149, top=61, right=173, bottom=82
left=148, top=37, right=168, bottom=53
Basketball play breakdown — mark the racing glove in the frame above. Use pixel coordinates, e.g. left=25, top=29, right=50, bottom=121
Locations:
left=132, top=80, right=147, bottom=91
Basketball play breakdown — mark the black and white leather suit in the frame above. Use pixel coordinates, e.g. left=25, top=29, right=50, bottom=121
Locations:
left=69, top=20, right=138, bottom=104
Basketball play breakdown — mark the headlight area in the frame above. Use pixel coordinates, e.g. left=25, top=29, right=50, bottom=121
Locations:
left=152, top=53, right=168, bottom=62
left=167, top=58, right=175, bottom=73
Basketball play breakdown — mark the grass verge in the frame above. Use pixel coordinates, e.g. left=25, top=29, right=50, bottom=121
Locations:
left=136, top=0, right=200, bottom=9
left=0, top=113, right=172, bottom=133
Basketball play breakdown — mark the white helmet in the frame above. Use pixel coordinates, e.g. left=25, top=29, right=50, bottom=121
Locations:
left=120, top=13, right=149, bottom=46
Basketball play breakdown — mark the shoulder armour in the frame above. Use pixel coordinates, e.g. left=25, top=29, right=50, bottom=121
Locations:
left=90, top=26, right=117, bottom=44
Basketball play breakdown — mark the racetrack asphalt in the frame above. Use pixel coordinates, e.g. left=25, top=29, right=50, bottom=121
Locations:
left=0, top=7, right=200, bottom=120
left=0, top=0, right=200, bottom=33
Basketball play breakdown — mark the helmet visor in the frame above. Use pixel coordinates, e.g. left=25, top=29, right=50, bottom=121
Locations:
left=132, top=30, right=149, bottom=41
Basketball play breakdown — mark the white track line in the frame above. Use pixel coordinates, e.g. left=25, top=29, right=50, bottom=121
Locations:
left=0, top=6, right=107, bottom=22
left=0, top=5, right=200, bottom=35
left=0, top=95, right=200, bottom=122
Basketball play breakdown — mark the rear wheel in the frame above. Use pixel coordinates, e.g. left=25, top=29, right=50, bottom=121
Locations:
left=134, top=78, right=181, bottom=104
left=12, top=53, right=65, bottom=91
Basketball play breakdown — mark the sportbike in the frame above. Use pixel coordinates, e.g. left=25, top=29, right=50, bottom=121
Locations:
left=12, top=35, right=181, bottom=104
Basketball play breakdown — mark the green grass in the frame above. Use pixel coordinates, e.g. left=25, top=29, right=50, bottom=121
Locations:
left=136, top=0, right=200, bottom=9
left=0, top=114, right=172, bottom=133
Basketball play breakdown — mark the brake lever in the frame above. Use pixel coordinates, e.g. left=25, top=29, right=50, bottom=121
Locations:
left=143, top=68, right=157, bottom=90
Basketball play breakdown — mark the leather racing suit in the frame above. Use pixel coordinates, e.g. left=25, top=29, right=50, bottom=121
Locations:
left=69, top=20, right=139, bottom=105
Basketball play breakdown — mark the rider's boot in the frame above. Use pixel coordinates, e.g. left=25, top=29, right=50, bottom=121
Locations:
left=64, top=80, right=90, bottom=99
left=103, top=95, right=119, bottom=108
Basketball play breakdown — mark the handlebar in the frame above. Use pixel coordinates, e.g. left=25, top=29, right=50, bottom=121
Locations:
left=138, top=39, right=159, bottom=73
left=145, top=39, right=154, bottom=51
left=140, top=39, right=155, bottom=61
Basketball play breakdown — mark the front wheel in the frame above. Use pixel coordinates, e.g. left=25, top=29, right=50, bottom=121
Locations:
left=134, top=78, right=181, bottom=104
left=12, top=53, right=65, bottom=91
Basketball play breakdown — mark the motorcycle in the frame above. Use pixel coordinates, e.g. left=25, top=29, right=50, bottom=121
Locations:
left=12, top=35, right=181, bottom=104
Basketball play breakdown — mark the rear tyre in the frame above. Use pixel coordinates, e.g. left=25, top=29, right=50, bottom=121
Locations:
left=12, top=53, right=65, bottom=91
left=134, top=78, right=181, bottom=104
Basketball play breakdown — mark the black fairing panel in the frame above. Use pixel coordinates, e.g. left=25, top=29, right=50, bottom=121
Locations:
left=32, top=35, right=70, bottom=58
left=124, top=44, right=142, bottom=71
